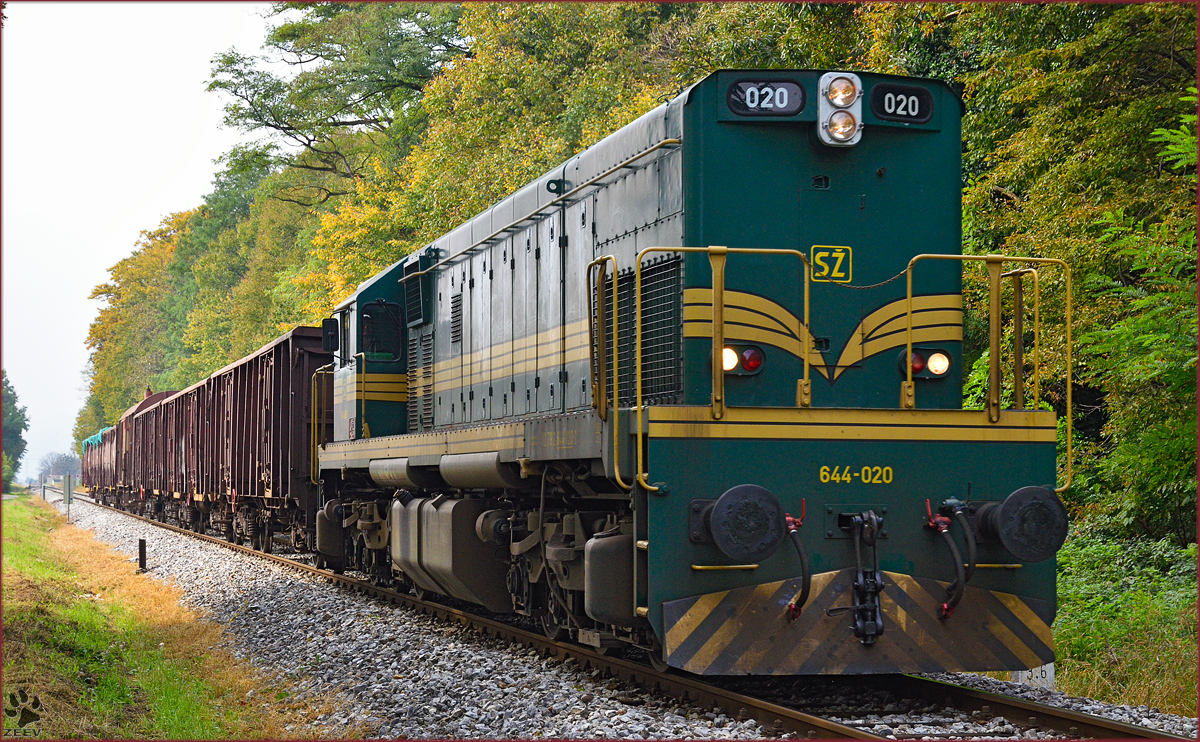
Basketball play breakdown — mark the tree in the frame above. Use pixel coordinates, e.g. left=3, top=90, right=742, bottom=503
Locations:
left=38, top=452, right=80, bottom=480
left=77, top=211, right=192, bottom=442
left=3, top=454, right=14, bottom=493
left=2, top=369, right=29, bottom=475
left=208, top=3, right=466, bottom=205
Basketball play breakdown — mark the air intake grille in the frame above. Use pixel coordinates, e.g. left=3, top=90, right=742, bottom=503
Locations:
left=405, top=274, right=423, bottom=325
left=594, top=255, right=683, bottom=407
left=450, top=293, right=464, bottom=344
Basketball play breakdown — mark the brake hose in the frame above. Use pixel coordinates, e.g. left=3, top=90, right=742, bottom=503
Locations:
left=953, top=509, right=977, bottom=585
left=926, top=499, right=966, bottom=619
left=939, top=528, right=967, bottom=618
left=785, top=504, right=811, bottom=619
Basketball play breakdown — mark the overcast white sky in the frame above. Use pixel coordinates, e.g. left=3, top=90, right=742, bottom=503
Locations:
left=2, top=2, right=278, bottom=479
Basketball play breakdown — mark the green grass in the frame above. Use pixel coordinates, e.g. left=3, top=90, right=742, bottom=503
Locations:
left=2, top=495, right=312, bottom=739
left=1053, top=531, right=1197, bottom=715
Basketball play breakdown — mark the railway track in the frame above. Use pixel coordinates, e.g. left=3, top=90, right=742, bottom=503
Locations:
left=48, top=488, right=1190, bottom=741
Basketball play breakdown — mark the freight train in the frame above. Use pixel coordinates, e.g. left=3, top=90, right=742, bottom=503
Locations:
left=84, top=69, right=1075, bottom=675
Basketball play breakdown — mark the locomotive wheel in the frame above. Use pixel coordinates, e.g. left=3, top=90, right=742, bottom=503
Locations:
left=540, top=612, right=565, bottom=641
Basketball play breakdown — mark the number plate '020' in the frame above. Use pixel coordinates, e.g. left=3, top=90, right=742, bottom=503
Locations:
left=869, top=83, right=934, bottom=124
left=727, top=80, right=805, bottom=117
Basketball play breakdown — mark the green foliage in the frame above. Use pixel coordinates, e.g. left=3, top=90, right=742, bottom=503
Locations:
left=1078, top=205, right=1197, bottom=544
left=1150, top=87, right=1198, bottom=172
left=2, top=368, right=29, bottom=472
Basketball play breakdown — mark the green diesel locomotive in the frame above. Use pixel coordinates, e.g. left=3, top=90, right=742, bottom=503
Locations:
left=296, top=69, right=1072, bottom=674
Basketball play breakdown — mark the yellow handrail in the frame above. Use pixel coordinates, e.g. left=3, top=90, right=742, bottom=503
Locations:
left=1001, top=267, right=1042, bottom=409
left=902, top=254, right=1072, bottom=492
left=310, top=363, right=334, bottom=485
left=634, top=246, right=812, bottom=491
left=585, top=255, right=630, bottom=491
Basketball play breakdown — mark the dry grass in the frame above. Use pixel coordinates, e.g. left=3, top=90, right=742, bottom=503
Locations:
left=1055, top=600, right=1198, bottom=717
left=3, top=495, right=364, bottom=739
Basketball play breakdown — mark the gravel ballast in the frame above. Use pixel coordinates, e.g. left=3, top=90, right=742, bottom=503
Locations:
left=54, top=499, right=765, bottom=739
left=54, top=498, right=1198, bottom=739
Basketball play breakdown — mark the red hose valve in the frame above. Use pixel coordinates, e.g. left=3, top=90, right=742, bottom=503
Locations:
left=925, top=499, right=951, bottom=533
left=785, top=499, right=806, bottom=532
left=940, top=602, right=954, bottom=619
left=787, top=600, right=803, bottom=622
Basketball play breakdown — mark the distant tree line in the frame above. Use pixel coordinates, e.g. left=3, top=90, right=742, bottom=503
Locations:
left=74, top=3, right=1196, bottom=543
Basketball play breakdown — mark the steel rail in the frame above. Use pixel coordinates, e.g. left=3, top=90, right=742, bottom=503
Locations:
left=59, top=492, right=1189, bottom=741
left=865, top=675, right=1193, bottom=741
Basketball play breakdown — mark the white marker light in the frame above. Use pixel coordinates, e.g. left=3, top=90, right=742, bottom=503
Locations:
left=722, top=347, right=739, bottom=372
left=927, top=352, right=951, bottom=376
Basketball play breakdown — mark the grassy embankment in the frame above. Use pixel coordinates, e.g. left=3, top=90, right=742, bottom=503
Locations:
left=1052, top=531, right=1197, bottom=716
left=2, top=490, right=355, bottom=738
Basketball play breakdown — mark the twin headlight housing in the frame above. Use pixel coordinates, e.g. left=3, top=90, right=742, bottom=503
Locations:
left=818, top=72, right=863, bottom=147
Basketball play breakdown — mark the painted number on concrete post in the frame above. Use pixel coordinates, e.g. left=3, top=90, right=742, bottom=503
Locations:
left=1011, top=663, right=1055, bottom=690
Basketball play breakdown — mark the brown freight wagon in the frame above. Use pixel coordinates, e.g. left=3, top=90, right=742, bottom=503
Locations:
left=82, top=327, right=333, bottom=552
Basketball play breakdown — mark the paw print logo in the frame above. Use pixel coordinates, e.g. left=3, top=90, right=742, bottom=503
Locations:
left=4, top=689, right=42, bottom=728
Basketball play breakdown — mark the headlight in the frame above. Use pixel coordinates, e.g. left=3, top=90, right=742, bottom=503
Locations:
left=817, top=72, right=864, bottom=148
left=722, top=347, right=739, bottom=372
left=826, top=76, right=858, bottom=108
left=827, top=111, right=858, bottom=142
left=927, top=352, right=951, bottom=376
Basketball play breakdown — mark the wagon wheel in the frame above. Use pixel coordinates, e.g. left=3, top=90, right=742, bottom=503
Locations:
left=540, top=579, right=569, bottom=641
left=647, top=640, right=670, bottom=674
left=259, top=527, right=272, bottom=554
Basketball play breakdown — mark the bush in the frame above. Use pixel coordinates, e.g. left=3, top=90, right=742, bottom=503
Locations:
left=1054, top=532, right=1197, bottom=714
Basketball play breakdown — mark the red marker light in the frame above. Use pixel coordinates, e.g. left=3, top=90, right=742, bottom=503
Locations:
left=910, top=352, right=926, bottom=373
left=741, top=348, right=764, bottom=373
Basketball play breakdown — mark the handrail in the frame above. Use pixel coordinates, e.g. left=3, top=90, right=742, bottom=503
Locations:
left=902, top=254, right=1071, bottom=492
left=310, top=363, right=334, bottom=484
left=585, top=255, right=630, bottom=491
left=398, top=139, right=683, bottom=285
left=634, top=246, right=812, bottom=491
left=1001, top=267, right=1042, bottom=409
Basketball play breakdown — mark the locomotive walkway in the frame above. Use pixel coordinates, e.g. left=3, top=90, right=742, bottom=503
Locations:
left=56, top=488, right=1194, bottom=741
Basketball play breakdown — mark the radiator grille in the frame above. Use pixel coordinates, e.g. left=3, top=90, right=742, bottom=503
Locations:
left=594, top=255, right=683, bottom=407
left=407, top=329, right=435, bottom=431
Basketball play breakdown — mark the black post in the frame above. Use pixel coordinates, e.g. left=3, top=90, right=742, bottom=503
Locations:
left=138, top=539, right=147, bottom=572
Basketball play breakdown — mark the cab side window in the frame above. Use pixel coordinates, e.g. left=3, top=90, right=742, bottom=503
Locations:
left=360, top=301, right=403, bottom=362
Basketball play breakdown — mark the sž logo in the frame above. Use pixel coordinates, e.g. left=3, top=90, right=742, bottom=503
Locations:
left=810, top=245, right=852, bottom=283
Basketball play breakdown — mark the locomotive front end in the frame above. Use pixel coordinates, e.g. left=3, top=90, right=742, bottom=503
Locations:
left=632, top=70, right=1072, bottom=674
